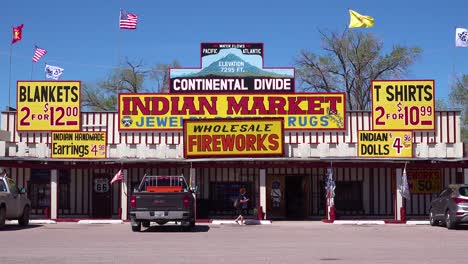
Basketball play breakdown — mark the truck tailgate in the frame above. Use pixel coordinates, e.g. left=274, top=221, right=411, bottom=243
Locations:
left=133, top=192, right=188, bottom=211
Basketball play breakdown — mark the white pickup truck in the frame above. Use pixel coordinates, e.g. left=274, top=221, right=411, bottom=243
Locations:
left=0, top=168, right=31, bottom=228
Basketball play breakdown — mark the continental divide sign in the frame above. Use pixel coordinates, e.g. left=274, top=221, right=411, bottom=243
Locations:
left=169, top=43, right=295, bottom=93
left=118, top=93, right=346, bottom=131
left=183, top=118, right=284, bottom=158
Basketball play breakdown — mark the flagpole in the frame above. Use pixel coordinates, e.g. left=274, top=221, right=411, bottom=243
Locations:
left=117, top=9, right=122, bottom=105
left=31, top=61, right=34, bottom=80
left=8, top=43, right=13, bottom=109
left=452, top=27, right=457, bottom=86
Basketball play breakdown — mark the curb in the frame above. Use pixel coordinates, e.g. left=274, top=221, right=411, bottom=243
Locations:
left=406, top=221, right=430, bottom=225
left=6, top=220, right=56, bottom=224
left=78, top=220, right=124, bottom=224
left=212, top=220, right=272, bottom=225
left=333, top=220, right=386, bottom=225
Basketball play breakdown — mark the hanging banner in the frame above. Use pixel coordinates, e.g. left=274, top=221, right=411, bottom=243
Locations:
left=170, top=43, right=295, bottom=93
left=184, top=118, right=284, bottom=158
left=358, top=131, right=413, bottom=158
left=51, top=132, right=107, bottom=159
left=372, top=80, right=435, bottom=131
left=118, top=93, right=346, bottom=131
left=17, top=81, right=81, bottom=131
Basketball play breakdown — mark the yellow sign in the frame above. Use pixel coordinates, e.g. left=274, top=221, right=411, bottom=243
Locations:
left=51, top=132, right=107, bottom=159
left=17, top=81, right=81, bottom=131
left=184, top=118, right=284, bottom=158
left=407, top=169, right=441, bottom=194
left=358, top=131, right=413, bottom=158
left=119, top=93, right=346, bottom=130
left=372, top=80, right=435, bottom=130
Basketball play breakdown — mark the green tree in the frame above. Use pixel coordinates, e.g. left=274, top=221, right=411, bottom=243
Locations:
left=449, top=74, right=468, bottom=142
left=295, top=30, right=422, bottom=110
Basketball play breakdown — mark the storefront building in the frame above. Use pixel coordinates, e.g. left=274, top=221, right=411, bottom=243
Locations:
left=1, top=43, right=467, bottom=222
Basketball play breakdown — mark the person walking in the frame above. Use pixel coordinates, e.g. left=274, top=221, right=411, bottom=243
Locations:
left=234, top=187, right=249, bottom=225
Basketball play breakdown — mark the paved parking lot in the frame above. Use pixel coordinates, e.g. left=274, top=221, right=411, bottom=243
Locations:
left=0, top=221, right=467, bottom=264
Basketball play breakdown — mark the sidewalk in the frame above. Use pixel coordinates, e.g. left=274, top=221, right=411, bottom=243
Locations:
left=6, top=219, right=430, bottom=225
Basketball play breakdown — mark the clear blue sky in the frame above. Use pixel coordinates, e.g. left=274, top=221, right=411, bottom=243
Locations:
left=1, top=0, right=467, bottom=111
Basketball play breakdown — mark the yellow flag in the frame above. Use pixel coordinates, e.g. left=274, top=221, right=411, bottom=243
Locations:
left=348, top=9, right=375, bottom=28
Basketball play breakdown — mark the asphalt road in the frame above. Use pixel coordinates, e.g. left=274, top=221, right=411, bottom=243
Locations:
left=0, top=221, right=466, bottom=264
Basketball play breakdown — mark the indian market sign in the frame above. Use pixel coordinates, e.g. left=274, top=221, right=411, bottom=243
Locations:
left=407, top=168, right=441, bottom=194
left=51, top=132, right=107, bottom=159
left=118, top=93, right=346, bottom=131
left=17, top=81, right=81, bottom=131
left=358, top=131, right=413, bottom=158
left=170, top=43, right=294, bottom=93
left=183, top=118, right=284, bottom=158
left=372, top=80, right=435, bottom=131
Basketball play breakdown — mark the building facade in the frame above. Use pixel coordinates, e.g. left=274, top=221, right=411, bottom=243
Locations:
left=3, top=43, right=467, bottom=222
left=1, top=109, right=466, bottom=221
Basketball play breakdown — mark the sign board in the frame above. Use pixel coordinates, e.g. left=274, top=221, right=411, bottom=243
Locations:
left=119, top=93, right=346, bottom=131
left=183, top=118, right=284, bottom=158
left=372, top=80, right=435, bottom=131
left=51, top=132, right=107, bottom=159
left=407, top=168, right=441, bottom=194
left=17, top=81, right=81, bottom=131
left=170, top=43, right=295, bottom=93
left=358, top=131, right=413, bottom=158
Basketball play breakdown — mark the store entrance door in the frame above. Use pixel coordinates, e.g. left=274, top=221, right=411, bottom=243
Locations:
left=92, top=174, right=112, bottom=218
left=266, top=175, right=286, bottom=219
left=285, top=176, right=306, bottom=218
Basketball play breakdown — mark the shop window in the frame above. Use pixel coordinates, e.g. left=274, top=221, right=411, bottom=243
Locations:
left=209, top=182, right=253, bottom=216
left=28, top=169, right=71, bottom=210
left=28, top=169, right=51, bottom=209
left=335, top=181, right=363, bottom=211
left=319, top=181, right=363, bottom=211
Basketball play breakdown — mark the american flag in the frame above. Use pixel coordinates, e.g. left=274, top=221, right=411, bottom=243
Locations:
left=111, top=169, right=124, bottom=184
left=32, top=46, right=47, bottom=63
left=119, top=9, right=138, bottom=30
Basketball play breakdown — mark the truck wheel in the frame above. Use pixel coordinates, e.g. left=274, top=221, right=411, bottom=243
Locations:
left=0, top=207, right=5, bottom=228
left=142, top=221, right=150, bottom=228
left=445, top=210, right=456, bottom=230
left=182, top=221, right=195, bottom=232
left=18, top=206, right=30, bottom=226
left=131, top=221, right=141, bottom=232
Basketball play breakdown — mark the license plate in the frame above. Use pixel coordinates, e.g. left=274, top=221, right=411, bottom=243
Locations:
left=154, top=211, right=165, bottom=217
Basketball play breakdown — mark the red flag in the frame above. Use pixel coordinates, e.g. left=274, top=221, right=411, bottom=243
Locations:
left=111, top=169, right=124, bottom=184
left=12, top=24, right=23, bottom=44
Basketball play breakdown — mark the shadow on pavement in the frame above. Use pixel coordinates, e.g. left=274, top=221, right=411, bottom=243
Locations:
left=141, top=224, right=210, bottom=233
left=0, top=224, right=43, bottom=231
left=427, top=223, right=468, bottom=231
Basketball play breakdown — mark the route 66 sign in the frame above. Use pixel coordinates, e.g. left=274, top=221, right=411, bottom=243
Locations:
left=94, top=178, right=109, bottom=193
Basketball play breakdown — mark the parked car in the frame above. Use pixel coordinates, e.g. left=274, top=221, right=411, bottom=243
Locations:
left=0, top=168, right=31, bottom=228
left=129, top=175, right=196, bottom=232
left=429, top=184, right=468, bottom=229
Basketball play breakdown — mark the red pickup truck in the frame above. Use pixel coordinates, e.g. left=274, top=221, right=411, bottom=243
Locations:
left=129, top=175, right=196, bottom=232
